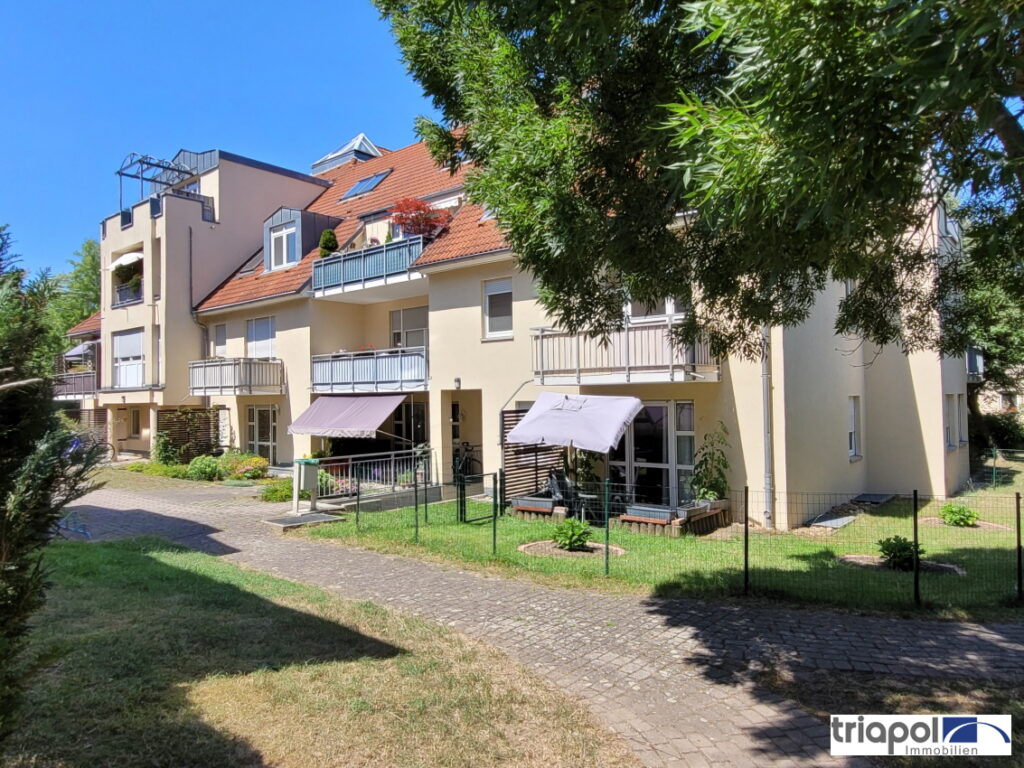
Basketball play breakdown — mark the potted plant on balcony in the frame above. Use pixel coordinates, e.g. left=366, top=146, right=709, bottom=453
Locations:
left=390, top=198, right=453, bottom=241
left=318, top=228, right=338, bottom=258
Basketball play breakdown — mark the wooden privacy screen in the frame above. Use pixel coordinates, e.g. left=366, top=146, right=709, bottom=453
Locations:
left=500, top=409, right=563, bottom=500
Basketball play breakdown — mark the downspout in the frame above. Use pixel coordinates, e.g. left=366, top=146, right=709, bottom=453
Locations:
left=761, top=326, right=775, bottom=530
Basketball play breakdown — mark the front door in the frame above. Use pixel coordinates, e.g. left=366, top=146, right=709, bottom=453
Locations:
left=247, top=405, right=276, bottom=463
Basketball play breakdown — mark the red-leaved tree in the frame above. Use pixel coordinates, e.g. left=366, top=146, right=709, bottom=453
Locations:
left=391, top=198, right=452, bottom=237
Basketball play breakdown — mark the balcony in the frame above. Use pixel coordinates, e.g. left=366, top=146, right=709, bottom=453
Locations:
left=312, top=235, right=424, bottom=293
left=54, top=371, right=98, bottom=400
left=188, top=358, right=285, bottom=396
left=113, top=281, right=144, bottom=308
left=312, top=347, right=428, bottom=393
left=532, top=318, right=720, bottom=385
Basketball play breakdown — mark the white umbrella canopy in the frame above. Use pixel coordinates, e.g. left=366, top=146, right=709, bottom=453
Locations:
left=507, top=392, right=643, bottom=454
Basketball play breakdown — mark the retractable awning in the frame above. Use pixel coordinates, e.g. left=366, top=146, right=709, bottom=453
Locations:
left=108, top=251, right=143, bottom=270
left=288, top=394, right=405, bottom=438
left=64, top=341, right=94, bottom=359
left=506, top=392, right=644, bottom=454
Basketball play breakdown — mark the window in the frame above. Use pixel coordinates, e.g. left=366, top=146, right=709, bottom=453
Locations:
left=958, top=394, right=968, bottom=444
left=483, top=278, right=513, bottom=338
left=213, top=324, right=227, bottom=357
left=390, top=306, right=428, bottom=348
left=393, top=402, right=426, bottom=445
left=112, top=328, right=145, bottom=389
left=628, top=298, right=688, bottom=319
left=129, top=408, right=141, bottom=439
left=945, top=394, right=956, bottom=448
left=246, top=317, right=275, bottom=358
left=341, top=170, right=391, bottom=200
left=675, top=401, right=696, bottom=501
left=269, top=223, right=298, bottom=269
left=450, top=401, right=461, bottom=441
left=848, top=396, right=861, bottom=458
left=389, top=220, right=403, bottom=241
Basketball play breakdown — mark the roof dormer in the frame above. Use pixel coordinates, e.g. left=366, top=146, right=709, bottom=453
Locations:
left=262, top=207, right=341, bottom=272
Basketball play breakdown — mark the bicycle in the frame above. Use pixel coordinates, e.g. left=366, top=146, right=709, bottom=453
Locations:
left=66, top=432, right=117, bottom=464
left=452, top=442, right=482, bottom=477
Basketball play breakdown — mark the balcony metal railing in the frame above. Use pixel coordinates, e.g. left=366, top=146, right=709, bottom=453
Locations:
left=188, top=358, right=285, bottom=396
left=54, top=371, right=98, bottom=400
left=113, top=281, right=144, bottom=308
left=314, top=448, right=435, bottom=499
left=311, top=346, right=428, bottom=393
left=312, top=235, right=425, bottom=292
left=113, top=360, right=145, bottom=389
left=532, top=317, right=719, bottom=384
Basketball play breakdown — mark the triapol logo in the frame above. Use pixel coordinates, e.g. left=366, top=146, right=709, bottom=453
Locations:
left=830, top=714, right=1012, bottom=756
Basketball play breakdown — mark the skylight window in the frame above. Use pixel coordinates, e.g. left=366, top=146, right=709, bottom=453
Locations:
left=341, top=169, right=391, bottom=201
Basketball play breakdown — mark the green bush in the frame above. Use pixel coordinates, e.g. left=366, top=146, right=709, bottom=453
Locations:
left=124, top=462, right=147, bottom=473
left=186, top=455, right=222, bottom=482
left=552, top=518, right=592, bottom=551
left=150, top=463, right=189, bottom=479
left=260, top=477, right=309, bottom=502
left=152, top=431, right=179, bottom=465
left=940, top=503, right=979, bottom=527
left=877, top=535, right=924, bottom=571
left=319, top=228, right=339, bottom=258
left=692, top=421, right=730, bottom=500
left=218, top=452, right=268, bottom=480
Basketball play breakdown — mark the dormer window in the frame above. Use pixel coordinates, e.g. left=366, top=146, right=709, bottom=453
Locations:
left=341, top=170, right=391, bottom=201
left=270, top=222, right=298, bottom=269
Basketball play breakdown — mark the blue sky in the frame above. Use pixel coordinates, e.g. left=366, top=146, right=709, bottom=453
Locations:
left=0, top=0, right=438, bottom=275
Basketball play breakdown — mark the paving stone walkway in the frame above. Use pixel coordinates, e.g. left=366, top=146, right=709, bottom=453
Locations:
left=66, top=485, right=1024, bottom=768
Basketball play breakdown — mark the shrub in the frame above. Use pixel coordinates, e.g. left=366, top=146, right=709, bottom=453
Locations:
left=986, top=411, right=1024, bottom=450
left=186, top=455, right=222, bottom=482
left=218, top=451, right=268, bottom=480
left=391, top=198, right=453, bottom=236
left=152, top=431, right=179, bottom=465
left=940, top=503, right=979, bottom=527
left=692, top=421, right=730, bottom=500
left=148, top=463, right=189, bottom=479
left=318, top=228, right=338, bottom=258
left=125, top=462, right=147, bottom=473
left=877, top=535, right=924, bottom=571
left=552, top=518, right=592, bottom=551
left=261, top=477, right=309, bottom=502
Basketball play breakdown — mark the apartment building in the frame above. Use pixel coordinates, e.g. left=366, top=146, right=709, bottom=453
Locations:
left=85, top=134, right=971, bottom=528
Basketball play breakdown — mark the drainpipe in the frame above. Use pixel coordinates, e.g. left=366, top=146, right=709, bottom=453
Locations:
left=761, top=326, right=775, bottom=530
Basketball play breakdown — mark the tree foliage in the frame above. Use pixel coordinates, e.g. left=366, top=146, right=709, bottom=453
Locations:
left=47, top=239, right=100, bottom=340
left=390, top=198, right=453, bottom=237
left=0, top=225, right=99, bottom=742
left=377, top=0, right=1024, bottom=359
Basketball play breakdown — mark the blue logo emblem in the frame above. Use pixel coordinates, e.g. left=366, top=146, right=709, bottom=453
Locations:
left=943, top=717, right=1011, bottom=745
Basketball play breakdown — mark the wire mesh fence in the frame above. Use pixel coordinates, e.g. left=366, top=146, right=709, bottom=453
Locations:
left=977, top=448, right=1024, bottom=490
left=300, top=470, right=1024, bottom=615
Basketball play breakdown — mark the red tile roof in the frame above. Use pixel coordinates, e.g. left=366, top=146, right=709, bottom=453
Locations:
left=413, top=204, right=509, bottom=266
left=66, top=310, right=101, bottom=337
left=196, top=139, right=508, bottom=311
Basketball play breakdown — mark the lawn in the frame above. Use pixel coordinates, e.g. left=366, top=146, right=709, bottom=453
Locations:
left=3, top=539, right=638, bottom=768
left=300, top=489, right=1024, bottom=620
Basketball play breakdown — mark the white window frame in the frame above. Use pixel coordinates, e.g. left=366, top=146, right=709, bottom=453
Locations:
left=112, top=328, right=145, bottom=389
left=848, top=396, right=861, bottom=459
left=958, top=394, right=968, bottom=444
left=483, top=278, right=513, bottom=339
left=213, top=324, right=227, bottom=357
left=269, top=222, right=298, bottom=269
left=390, top=306, right=429, bottom=348
left=246, top=316, right=276, bottom=359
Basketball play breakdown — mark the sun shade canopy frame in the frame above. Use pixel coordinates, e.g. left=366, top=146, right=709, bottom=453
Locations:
left=288, top=394, right=406, bottom=438
left=506, top=392, right=644, bottom=454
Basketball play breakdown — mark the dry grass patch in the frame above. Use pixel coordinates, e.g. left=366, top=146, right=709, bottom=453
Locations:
left=4, top=539, right=638, bottom=768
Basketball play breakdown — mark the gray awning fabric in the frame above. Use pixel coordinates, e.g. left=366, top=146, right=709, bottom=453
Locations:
left=288, top=394, right=405, bottom=438
left=64, top=342, right=93, bottom=359
left=506, top=392, right=644, bottom=454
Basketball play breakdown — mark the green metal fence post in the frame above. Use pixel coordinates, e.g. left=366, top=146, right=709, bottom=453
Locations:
left=913, top=490, right=921, bottom=607
left=355, top=477, right=361, bottom=531
left=604, top=479, right=610, bottom=577
left=413, top=475, right=420, bottom=543
left=492, top=472, right=498, bottom=556
left=993, top=448, right=998, bottom=486
left=743, top=486, right=750, bottom=595
left=1017, top=492, right=1022, bottom=602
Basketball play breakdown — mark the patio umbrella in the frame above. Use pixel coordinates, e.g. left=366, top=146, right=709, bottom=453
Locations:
left=506, top=392, right=643, bottom=454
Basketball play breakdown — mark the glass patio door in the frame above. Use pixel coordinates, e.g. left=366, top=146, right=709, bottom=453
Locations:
left=247, top=405, right=276, bottom=463
left=609, top=401, right=694, bottom=509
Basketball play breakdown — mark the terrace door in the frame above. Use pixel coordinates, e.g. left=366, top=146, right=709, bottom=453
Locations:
left=609, top=403, right=671, bottom=506
left=247, top=405, right=276, bottom=464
